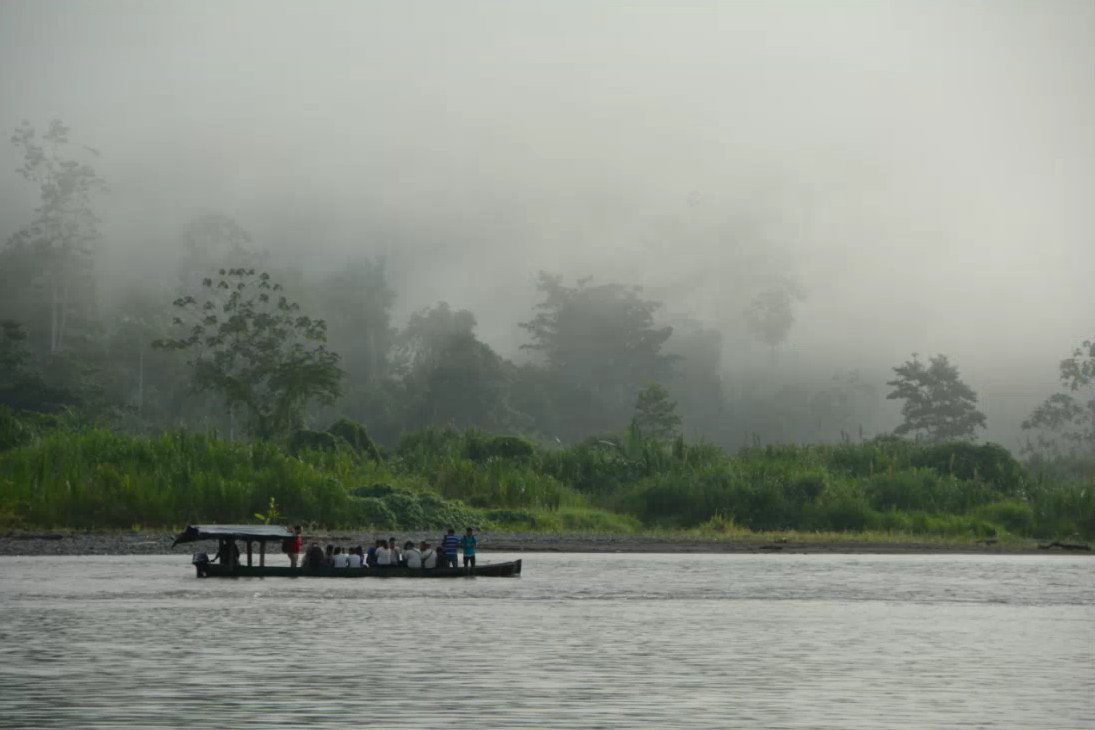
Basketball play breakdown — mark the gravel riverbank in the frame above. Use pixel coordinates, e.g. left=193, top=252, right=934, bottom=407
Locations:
left=1, top=530, right=1083, bottom=557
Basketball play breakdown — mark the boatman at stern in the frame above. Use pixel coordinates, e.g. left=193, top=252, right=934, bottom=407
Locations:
left=459, top=527, right=477, bottom=570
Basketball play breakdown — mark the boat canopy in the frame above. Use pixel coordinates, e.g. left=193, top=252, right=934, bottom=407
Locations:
left=173, top=524, right=293, bottom=546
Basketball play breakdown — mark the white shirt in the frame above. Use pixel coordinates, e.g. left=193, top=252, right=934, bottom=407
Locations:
left=421, top=549, right=437, bottom=569
left=404, top=548, right=422, bottom=569
left=332, top=554, right=350, bottom=568
left=375, top=546, right=391, bottom=565
left=347, top=553, right=362, bottom=568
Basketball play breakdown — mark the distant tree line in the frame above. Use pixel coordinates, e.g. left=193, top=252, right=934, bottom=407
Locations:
left=1, top=120, right=1090, bottom=461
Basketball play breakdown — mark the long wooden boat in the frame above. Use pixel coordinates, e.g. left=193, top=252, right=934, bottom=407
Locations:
left=197, top=560, right=522, bottom=578
left=174, top=524, right=521, bottom=578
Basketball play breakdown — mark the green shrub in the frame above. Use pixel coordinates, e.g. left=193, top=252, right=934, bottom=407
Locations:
left=555, top=507, right=641, bottom=532
left=865, top=468, right=992, bottom=513
left=347, top=497, right=396, bottom=529
left=0, top=406, right=33, bottom=451
left=352, top=483, right=396, bottom=499
left=976, top=500, right=1035, bottom=534
left=467, top=434, right=536, bottom=461
left=288, top=429, right=340, bottom=455
left=327, top=418, right=381, bottom=462
left=911, top=442, right=1026, bottom=495
left=482, top=508, right=541, bottom=529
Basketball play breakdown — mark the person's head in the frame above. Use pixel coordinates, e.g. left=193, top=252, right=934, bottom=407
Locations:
left=326, top=544, right=333, bottom=555
left=404, top=541, right=414, bottom=550
left=376, top=539, right=385, bottom=547
left=388, top=537, right=396, bottom=547
left=465, top=527, right=474, bottom=535
left=447, top=528, right=455, bottom=536
left=419, top=541, right=427, bottom=551
left=294, top=525, right=302, bottom=535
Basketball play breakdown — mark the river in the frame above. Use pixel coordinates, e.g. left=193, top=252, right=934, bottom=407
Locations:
left=1, top=552, right=1092, bottom=729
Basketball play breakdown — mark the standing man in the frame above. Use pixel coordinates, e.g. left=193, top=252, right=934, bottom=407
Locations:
left=459, top=527, right=477, bottom=571
left=288, top=525, right=303, bottom=568
left=442, top=528, right=460, bottom=569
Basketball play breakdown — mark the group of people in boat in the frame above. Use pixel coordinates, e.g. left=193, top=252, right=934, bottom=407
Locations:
left=287, top=526, right=478, bottom=571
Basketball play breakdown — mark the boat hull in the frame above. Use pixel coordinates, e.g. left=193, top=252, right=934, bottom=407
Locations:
left=196, top=559, right=522, bottom=578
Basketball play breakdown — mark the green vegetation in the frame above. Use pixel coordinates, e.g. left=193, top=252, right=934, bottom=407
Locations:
left=0, top=121, right=1091, bottom=547
left=0, top=410, right=1090, bottom=542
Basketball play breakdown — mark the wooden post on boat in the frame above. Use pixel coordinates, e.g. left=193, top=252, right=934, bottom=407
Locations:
left=259, top=540, right=266, bottom=567
left=246, top=540, right=253, bottom=567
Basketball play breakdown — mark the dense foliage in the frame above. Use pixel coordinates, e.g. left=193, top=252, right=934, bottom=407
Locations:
left=0, top=411, right=1090, bottom=541
left=1, top=121, right=1092, bottom=544
left=153, top=269, right=342, bottom=439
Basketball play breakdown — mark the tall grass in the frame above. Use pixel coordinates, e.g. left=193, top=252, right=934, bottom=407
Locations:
left=0, top=418, right=1091, bottom=540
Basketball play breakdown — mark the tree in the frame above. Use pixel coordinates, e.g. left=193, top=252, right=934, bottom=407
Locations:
left=631, top=383, right=681, bottom=441
left=176, top=213, right=266, bottom=291
left=2, top=120, right=106, bottom=356
left=313, top=257, right=395, bottom=387
left=744, top=281, right=803, bottom=363
left=886, top=354, right=986, bottom=443
left=0, top=320, right=77, bottom=413
left=396, top=301, right=477, bottom=373
left=661, top=316, right=728, bottom=442
left=1022, top=339, right=1095, bottom=455
left=396, top=303, right=512, bottom=431
left=153, top=269, right=342, bottom=439
left=520, top=273, right=677, bottom=435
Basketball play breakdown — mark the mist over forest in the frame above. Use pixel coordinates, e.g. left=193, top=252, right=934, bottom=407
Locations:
left=1, top=1, right=1093, bottom=453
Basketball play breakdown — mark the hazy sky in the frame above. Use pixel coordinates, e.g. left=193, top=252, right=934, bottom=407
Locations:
left=1, top=1, right=1092, bottom=445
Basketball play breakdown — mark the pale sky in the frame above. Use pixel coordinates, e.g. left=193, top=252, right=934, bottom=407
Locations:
left=1, top=1, right=1092, bottom=445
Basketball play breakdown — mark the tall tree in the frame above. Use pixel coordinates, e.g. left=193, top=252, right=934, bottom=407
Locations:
left=1022, top=339, right=1095, bottom=455
left=0, top=320, right=77, bottom=413
left=520, top=273, right=676, bottom=435
left=176, top=213, right=266, bottom=292
left=153, top=269, right=342, bottom=439
left=631, top=383, right=681, bottom=441
left=744, top=281, right=803, bottom=363
left=314, top=257, right=396, bottom=386
left=886, top=354, right=986, bottom=443
left=396, top=303, right=512, bottom=431
left=662, top=316, right=728, bottom=442
left=2, top=120, right=106, bottom=356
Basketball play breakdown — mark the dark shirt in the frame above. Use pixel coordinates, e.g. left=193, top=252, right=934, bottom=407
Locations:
left=303, top=545, right=325, bottom=569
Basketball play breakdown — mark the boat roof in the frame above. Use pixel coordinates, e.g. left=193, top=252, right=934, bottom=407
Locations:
left=173, top=524, right=294, bottom=546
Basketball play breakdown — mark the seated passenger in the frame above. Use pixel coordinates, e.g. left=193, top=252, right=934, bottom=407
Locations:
left=347, top=547, right=363, bottom=568
left=420, top=541, right=437, bottom=569
left=366, top=541, right=379, bottom=567
left=303, top=542, right=325, bottom=569
left=375, top=540, right=392, bottom=567
left=324, top=544, right=335, bottom=567
left=388, top=537, right=401, bottom=567
left=404, top=540, right=422, bottom=569
left=332, top=547, right=350, bottom=569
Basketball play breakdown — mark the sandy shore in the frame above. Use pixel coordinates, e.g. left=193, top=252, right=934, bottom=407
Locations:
left=1, top=530, right=1088, bottom=557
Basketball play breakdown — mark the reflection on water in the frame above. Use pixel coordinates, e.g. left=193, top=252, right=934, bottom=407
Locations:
left=1, top=553, right=1092, bottom=729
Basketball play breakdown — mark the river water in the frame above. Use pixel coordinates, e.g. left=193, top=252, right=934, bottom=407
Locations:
left=0, top=552, right=1092, bottom=729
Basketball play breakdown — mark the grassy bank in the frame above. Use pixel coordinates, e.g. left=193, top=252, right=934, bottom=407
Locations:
left=0, top=412, right=1091, bottom=542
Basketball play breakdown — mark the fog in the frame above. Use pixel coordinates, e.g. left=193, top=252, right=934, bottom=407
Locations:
left=1, top=1, right=1093, bottom=448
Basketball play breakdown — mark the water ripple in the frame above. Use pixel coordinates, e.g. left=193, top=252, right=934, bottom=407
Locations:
left=1, top=552, right=1092, bottom=728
